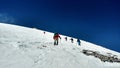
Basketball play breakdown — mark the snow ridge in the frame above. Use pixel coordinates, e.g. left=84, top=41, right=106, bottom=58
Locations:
left=0, top=23, right=120, bottom=68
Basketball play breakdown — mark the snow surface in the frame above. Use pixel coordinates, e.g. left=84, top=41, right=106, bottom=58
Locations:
left=0, top=23, right=120, bottom=68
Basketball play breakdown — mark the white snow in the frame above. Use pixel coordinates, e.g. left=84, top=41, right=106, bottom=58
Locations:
left=0, top=23, right=120, bottom=68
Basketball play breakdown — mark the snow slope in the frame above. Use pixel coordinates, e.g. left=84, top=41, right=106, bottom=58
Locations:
left=0, top=23, right=120, bottom=68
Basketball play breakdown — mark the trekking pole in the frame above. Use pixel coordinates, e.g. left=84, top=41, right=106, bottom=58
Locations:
left=60, top=38, right=61, bottom=44
left=59, top=38, right=62, bottom=45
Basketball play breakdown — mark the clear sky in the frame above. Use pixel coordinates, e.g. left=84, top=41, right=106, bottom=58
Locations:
left=0, top=0, right=120, bottom=52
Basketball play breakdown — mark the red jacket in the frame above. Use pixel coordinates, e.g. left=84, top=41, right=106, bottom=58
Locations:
left=53, top=34, right=61, bottom=40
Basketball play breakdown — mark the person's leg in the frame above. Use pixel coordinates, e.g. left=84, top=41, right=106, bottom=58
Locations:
left=78, top=42, right=80, bottom=45
left=56, top=40, right=58, bottom=45
left=72, top=41, right=73, bottom=43
left=54, top=40, right=56, bottom=45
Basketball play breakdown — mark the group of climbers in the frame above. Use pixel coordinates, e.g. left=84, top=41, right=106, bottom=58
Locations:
left=53, top=33, right=81, bottom=46
left=43, top=32, right=81, bottom=46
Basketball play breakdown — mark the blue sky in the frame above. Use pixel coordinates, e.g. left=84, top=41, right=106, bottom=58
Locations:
left=0, top=0, right=120, bottom=52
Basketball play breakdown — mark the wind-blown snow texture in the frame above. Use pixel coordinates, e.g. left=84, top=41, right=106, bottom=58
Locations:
left=0, top=23, right=120, bottom=68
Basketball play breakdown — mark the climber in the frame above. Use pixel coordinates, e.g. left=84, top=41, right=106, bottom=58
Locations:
left=65, top=37, right=67, bottom=41
left=77, top=38, right=81, bottom=45
left=70, top=38, right=74, bottom=43
left=53, top=33, right=61, bottom=45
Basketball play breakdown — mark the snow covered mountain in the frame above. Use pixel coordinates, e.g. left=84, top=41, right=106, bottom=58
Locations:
left=0, top=23, right=120, bottom=68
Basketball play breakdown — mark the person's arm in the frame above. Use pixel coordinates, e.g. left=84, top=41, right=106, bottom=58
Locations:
left=59, top=36, right=61, bottom=39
